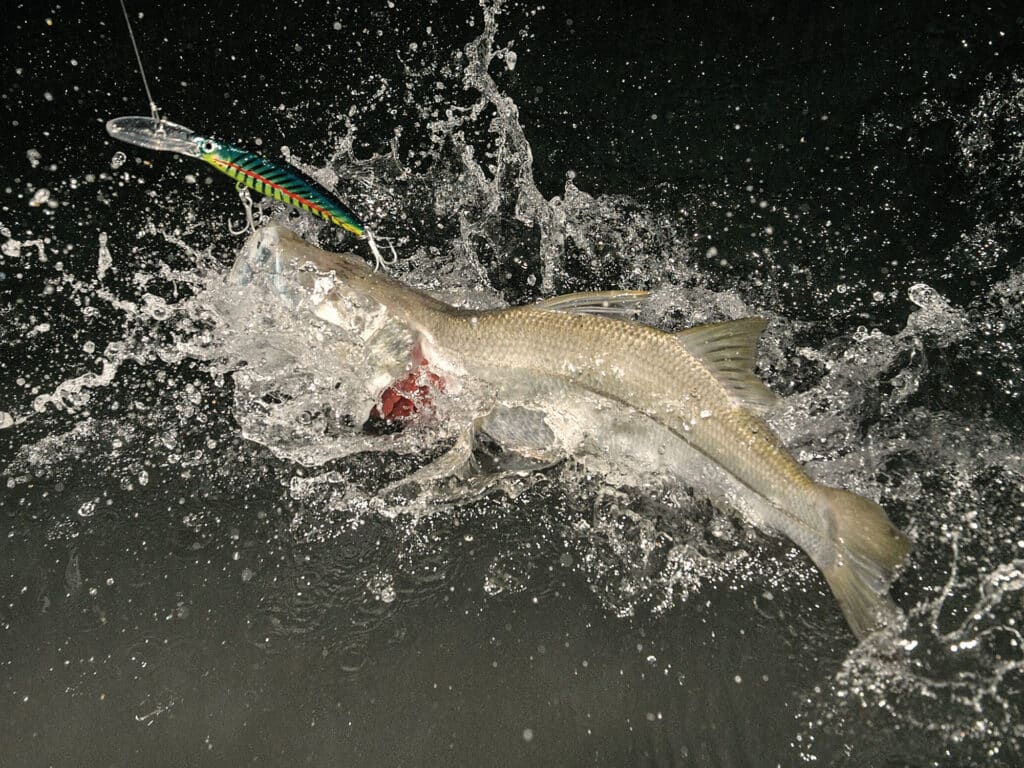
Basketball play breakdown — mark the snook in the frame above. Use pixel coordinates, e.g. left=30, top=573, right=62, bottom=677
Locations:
left=253, top=225, right=911, bottom=640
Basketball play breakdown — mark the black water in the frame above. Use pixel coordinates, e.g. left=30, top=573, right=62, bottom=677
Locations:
left=3, top=1, right=1023, bottom=766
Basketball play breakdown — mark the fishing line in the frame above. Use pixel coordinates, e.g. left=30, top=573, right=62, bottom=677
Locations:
left=118, top=0, right=161, bottom=123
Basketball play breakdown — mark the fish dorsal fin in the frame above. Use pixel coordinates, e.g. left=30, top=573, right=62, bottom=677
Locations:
left=673, top=317, right=781, bottom=412
left=535, top=289, right=650, bottom=318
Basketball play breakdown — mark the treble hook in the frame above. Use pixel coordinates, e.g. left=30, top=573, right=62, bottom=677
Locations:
left=364, top=230, right=399, bottom=272
left=227, top=185, right=268, bottom=236
left=228, top=184, right=260, bottom=235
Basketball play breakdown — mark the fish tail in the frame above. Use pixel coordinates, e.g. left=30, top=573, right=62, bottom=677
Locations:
left=813, top=486, right=911, bottom=640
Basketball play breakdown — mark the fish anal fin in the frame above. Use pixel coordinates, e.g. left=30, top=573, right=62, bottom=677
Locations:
left=535, top=290, right=650, bottom=319
left=673, top=317, right=781, bottom=412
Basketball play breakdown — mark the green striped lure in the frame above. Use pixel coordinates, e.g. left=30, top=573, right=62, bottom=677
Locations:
left=200, top=136, right=367, bottom=236
left=108, top=1, right=395, bottom=269
left=106, top=116, right=396, bottom=269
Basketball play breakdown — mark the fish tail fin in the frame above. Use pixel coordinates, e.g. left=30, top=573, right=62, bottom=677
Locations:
left=814, top=486, right=911, bottom=640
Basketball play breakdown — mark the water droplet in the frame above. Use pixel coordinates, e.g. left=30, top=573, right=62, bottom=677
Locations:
left=97, top=232, right=112, bottom=280
left=29, top=188, right=50, bottom=207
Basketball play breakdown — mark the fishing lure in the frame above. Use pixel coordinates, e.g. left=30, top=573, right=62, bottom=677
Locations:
left=108, top=1, right=394, bottom=268
left=106, top=116, right=396, bottom=269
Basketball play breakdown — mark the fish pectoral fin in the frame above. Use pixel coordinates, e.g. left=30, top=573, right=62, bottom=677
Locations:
left=534, top=289, right=650, bottom=319
left=673, top=317, right=781, bottom=413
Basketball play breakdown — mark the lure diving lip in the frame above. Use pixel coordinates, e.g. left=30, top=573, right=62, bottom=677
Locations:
left=106, top=116, right=202, bottom=157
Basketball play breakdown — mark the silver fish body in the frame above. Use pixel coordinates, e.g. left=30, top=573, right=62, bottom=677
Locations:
left=246, top=225, right=910, bottom=639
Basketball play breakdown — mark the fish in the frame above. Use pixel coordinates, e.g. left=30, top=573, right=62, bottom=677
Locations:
left=243, top=223, right=912, bottom=640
